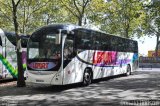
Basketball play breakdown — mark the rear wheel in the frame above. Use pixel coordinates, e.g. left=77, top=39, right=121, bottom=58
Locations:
left=83, top=68, right=92, bottom=86
left=126, top=65, right=131, bottom=76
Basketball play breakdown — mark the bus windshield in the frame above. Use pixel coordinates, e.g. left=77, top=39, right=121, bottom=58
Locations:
left=28, top=33, right=61, bottom=60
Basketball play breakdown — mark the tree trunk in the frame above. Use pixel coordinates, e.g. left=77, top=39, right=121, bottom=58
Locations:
left=12, top=0, right=26, bottom=87
left=125, top=23, right=130, bottom=38
left=16, top=38, right=26, bottom=87
left=78, top=17, right=82, bottom=26
left=155, top=35, right=160, bottom=57
left=125, top=29, right=129, bottom=38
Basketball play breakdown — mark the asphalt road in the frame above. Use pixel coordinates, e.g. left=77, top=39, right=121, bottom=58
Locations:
left=0, top=68, right=160, bottom=106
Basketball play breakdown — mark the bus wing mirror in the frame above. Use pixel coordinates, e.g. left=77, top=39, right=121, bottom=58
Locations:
left=56, top=30, right=61, bottom=44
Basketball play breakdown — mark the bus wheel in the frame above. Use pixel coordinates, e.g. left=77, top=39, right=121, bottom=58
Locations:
left=83, top=68, right=92, bottom=86
left=126, top=65, right=131, bottom=76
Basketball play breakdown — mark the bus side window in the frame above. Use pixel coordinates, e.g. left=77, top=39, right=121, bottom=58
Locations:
left=64, top=39, right=73, bottom=60
left=76, top=29, right=91, bottom=50
left=0, top=37, right=2, bottom=46
left=91, top=31, right=100, bottom=50
left=100, top=33, right=110, bottom=51
left=134, top=42, right=138, bottom=53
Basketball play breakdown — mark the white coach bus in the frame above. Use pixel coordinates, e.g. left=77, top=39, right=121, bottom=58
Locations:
left=26, top=24, right=138, bottom=86
left=0, top=29, right=28, bottom=80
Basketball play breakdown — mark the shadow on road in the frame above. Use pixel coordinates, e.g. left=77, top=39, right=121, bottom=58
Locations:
left=0, top=71, right=160, bottom=106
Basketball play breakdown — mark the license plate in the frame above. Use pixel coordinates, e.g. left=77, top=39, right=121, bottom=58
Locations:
left=36, top=79, right=44, bottom=82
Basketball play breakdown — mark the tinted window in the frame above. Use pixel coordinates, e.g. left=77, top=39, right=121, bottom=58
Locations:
left=76, top=29, right=92, bottom=49
left=100, top=33, right=111, bottom=51
left=91, top=31, right=101, bottom=50
left=64, top=38, right=73, bottom=60
left=110, top=36, right=138, bottom=53
left=75, top=28, right=138, bottom=53
left=0, top=36, right=2, bottom=46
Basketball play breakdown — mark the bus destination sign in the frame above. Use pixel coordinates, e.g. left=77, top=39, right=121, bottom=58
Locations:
left=28, top=62, right=56, bottom=70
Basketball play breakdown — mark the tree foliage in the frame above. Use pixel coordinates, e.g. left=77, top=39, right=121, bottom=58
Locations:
left=60, top=0, right=92, bottom=26
left=0, top=0, right=146, bottom=38
left=141, top=0, right=160, bottom=56
left=0, top=0, right=13, bottom=30
left=1, top=0, right=159, bottom=51
left=0, top=0, right=66, bottom=34
left=100, top=0, right=146, bottom=38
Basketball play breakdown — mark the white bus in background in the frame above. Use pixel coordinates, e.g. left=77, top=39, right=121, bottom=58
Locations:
left=0, top=29, right=28, bottom=80
left=26, top=24, right=138, bottom=86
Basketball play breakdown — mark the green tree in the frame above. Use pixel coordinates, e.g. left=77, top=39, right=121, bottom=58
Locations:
left=141, top=0, right=160, bottom=56
left=11, top=0, right=26, bottom=87
left=0, top=0, right=14, bottom=30
left=86, top=0, right=107, bottom=27
left=38, top=0, right=69, bottom=25
left=18, top=0, right=52, bottom=34
left=101, top=0, right=146, bottom=38
left=0, top=0, right=62, bottom=34
left=60, top=0, right=92, bottom=26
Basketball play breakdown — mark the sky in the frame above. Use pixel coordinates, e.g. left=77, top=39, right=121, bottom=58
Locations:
left=135, top=36, right=156, bottom=56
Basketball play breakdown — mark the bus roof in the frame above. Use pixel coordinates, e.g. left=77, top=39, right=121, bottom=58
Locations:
left=31, top=24, right=137, bottom=43
left=32, top=24, right=79, bottom=35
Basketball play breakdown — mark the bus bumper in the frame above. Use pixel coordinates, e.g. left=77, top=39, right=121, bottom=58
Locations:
left=26, top=71, right=63, bottom=85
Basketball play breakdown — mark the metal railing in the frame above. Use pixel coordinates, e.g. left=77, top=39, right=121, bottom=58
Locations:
left=139, top=57, right=160, bottom=63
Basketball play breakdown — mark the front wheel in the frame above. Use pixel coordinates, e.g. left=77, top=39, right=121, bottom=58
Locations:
left=126, top=65, right=131, bottom=76
left=82, top=69, right=92, bottom=86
